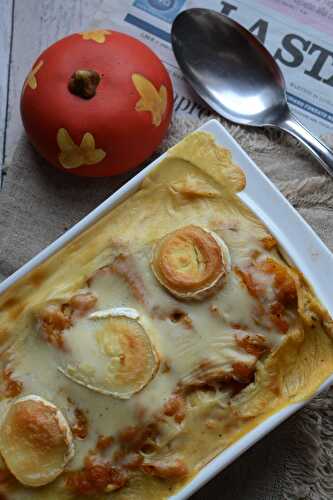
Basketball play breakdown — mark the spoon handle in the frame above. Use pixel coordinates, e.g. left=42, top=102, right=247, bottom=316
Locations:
left=278, top=111, right=333, bottom=177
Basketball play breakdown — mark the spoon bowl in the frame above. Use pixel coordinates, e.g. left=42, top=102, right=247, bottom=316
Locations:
left=172, top=8, right=333, bottom=176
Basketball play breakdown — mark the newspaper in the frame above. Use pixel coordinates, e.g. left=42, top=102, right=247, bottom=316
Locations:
left=95, top=1, right=332, bottom=135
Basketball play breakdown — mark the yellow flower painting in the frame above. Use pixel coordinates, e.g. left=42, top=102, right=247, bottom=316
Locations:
left=57, top=128, right=106, bottom=169
left=23, top=60, right=44, bottom=92
left=80, top=29, right=111, bottom=44
left=132, top=73, right=168, bottom=127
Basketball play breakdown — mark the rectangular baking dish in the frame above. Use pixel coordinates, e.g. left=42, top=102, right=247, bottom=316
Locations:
left=1, top=119, right=333, bottom=499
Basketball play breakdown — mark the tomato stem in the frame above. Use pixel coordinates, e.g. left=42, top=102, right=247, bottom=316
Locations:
left=68, top=69, right=101, bottom=99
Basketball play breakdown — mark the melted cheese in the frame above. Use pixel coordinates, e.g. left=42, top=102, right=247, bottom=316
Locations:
left=0, top=131, right=332, bottom=499
left=0, top=395, right=74, bottom=487
left=2, top=232, right=287, bottom=476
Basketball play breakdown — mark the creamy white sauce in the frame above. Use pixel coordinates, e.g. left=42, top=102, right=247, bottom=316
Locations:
left=8, top=230, right=286, bottom=472
left=89, top=307, right=140, bottom=320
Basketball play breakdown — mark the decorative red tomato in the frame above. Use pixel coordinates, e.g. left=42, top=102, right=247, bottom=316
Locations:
left=20, top=30, right=173, bottom=177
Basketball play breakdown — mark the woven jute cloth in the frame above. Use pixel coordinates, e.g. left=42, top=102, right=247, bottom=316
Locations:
left=1, top=115, right=333, bottom=499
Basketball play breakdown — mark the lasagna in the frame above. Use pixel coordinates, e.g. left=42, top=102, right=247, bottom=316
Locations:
left=0, top=131, right=332, bottom=499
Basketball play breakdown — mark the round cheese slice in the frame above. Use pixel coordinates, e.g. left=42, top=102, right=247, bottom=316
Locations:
left=151, top=225, right=231, bottom=300
left=0, top=395, right=74, bottom=487
left=59, top=311, right=159, bottom=399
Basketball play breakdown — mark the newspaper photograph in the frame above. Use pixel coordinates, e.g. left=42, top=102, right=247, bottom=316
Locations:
left=93, top=0, right=333, bottom=135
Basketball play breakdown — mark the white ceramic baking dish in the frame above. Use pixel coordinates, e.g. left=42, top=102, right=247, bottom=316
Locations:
left=1, top=119, right=333, bottom=499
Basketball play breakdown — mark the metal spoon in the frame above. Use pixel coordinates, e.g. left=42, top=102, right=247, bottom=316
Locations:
left=171, top=8, right=333, bottom=176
